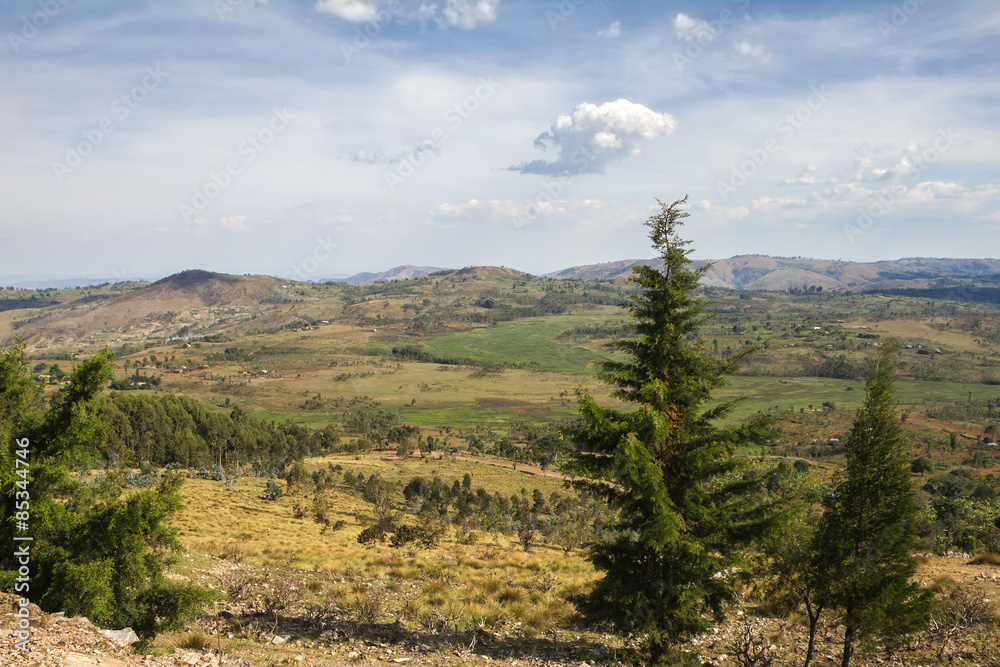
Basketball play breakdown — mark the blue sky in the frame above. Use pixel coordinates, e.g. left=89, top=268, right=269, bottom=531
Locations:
left=1, top=0, right=998, bottom=282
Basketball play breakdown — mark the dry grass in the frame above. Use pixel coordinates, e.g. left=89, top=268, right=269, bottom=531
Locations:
left=968, top=552, right=1000, bottom=566
left=171, top=453, right=599, bottom=641
left=176, top=630, right=212, bottom=650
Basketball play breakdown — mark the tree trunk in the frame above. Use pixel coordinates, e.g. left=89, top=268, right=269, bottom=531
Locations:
left=841, top=620, right=855, bottom=667
left=803, top=602, right=822, bottom=667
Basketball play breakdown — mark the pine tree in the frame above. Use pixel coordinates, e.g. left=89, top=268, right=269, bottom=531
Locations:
left=563, top=197, right=778, bottom=664
left=812, top=342, right=933, bottom=667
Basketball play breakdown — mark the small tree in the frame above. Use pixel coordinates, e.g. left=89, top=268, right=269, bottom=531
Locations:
left=812, top=342, right=933, bottom=667
left=564, top=197, right=779, bottom=664
left=1, top=343, right=210, bottom=640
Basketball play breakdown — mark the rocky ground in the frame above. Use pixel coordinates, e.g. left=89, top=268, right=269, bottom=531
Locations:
left=3, top=553, right=999, bottom=667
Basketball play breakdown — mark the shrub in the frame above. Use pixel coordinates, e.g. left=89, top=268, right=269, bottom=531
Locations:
left=262, top=478, right=284, bottom=501
left=358, top=525, right=386, bottom=545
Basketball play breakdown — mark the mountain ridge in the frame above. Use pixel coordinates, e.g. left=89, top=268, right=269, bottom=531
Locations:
left=547, top=255, right=1000, bottom=291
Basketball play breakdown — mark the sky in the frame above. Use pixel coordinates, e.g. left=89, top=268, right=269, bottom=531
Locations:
left=1, top=0, right=998, bottom=283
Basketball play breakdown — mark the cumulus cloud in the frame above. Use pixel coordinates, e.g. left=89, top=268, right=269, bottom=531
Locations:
left=597, top=21, right=622, bottom=39
left=221, top=215, right=249, bottom=232
left=734, top=39, right=772, bottom=63
left=317, top=0, right=498, bottom=29
left=442, top=0, right=499, bottom=29
left=315, top=0, right=379, bottom=22
left=509, top=99, right=676, bottom=176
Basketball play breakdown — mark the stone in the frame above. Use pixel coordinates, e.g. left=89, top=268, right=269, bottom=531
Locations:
left=102, top=627, right=140, bottom=645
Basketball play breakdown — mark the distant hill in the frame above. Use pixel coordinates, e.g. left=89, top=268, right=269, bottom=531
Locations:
left=0, top=270, right=307, bottom=347
left=332, top=265, right=449, bottom=284
left=7, top=276, right=154, bottom=290
left=549, top=255, right=1000, bottom=292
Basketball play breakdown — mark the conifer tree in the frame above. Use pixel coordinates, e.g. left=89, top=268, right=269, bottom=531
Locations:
left=563, top=197, right=778, bottom=664
left=812, top=342, right=933, bottom=667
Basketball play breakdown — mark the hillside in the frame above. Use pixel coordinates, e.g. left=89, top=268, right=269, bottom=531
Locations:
left=0, top=270, right=332, bottom=347
left=550, top=255, right=1000, bottom=291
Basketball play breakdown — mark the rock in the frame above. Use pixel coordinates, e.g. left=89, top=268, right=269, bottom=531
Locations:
left=271, top=635, right=288, bottom=645
left=102, top=627, right=140, bottom=645
left=220, top=656, right=247, bottom=667
left=60, top=653, right=127, bottom=667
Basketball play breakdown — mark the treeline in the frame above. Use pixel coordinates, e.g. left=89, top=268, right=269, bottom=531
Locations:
left=466, top=289, right=625, bottom=325
left=740, top=353, right=867, bottom=380
left=919, top=468, right=1000, bottom=553
left=924, top=398, right=1000, bottom=422
left=97, top=393, right=341, bottom=468
left=390, top=345, right=538, bottom=371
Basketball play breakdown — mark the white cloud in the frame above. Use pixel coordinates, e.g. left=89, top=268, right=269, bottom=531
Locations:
left=221, top=215, right=249, bottom=232
left=674, top=13, right=716, bottom=43
left=315, top=0, right=379, bottom=22
left=752, top=195, right=811, bottom=212
left=784, top=165, right=818, bottom=185
left=510, top=99, right=677, bottom=176
left=348, top=138, right=441, bottom=165
left=598, top=21, right=622, bottom=39
left=442, top=0, right=499, bottom=29
left=734, top=39, right=772, bottom=64
left=427, top=198, right=615, bottom=231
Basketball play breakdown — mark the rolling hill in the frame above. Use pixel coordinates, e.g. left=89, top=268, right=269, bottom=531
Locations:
left=0, top=270, right=328, bottom=347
